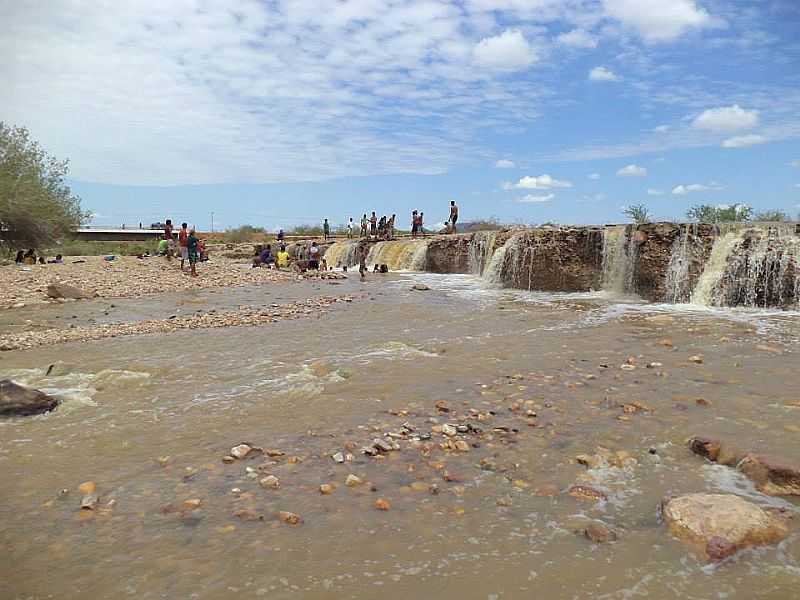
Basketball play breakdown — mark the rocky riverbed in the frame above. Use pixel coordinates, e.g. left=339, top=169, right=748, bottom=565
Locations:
left=0, top=254, right=297, bottom=310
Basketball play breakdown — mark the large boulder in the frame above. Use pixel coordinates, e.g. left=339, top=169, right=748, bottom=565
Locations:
left=0, top=380, right=59, bottom=416
left=738, top=455, right=800, bottom=496
left=662, top=493, right=790, bottom=561
left=46, top=283, right=92, bottom=300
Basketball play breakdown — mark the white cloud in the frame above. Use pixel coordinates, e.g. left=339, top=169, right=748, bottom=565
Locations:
left=617, top=164, right=647, bottom=177
left=672, top=182, right=724, bottom=195
left=495, top=159, right=516, bottom=168
left=654, top=125, right=670, bottom=133
left=722, top=134, right=767, bottom=148
left=588, top=173, right=600, bottom=180
left=603, top=0, right=716, bottom=43
left=692, top=105, right=759, bottom=133
left=647, top=188, right=664, bottom=195
left=557, top=28, right=598, bottom=49
left=517, top=193, right=554, bottom=203
left=473, top=29, right=536, bottom=72
left=790, top=160, right=800, bottom=168
left=589, top=67, right=619, bottom=82
left=506, top=174, right=573, bottom=190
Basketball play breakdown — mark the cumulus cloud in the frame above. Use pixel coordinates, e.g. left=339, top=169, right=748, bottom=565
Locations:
left=588, top=173, right=600, bottom=180
left=722, top=134, right=767, bottom=148
left=505, top=175, right=572, bottom=190
left=603, top=0, right=716, bottom=42
left=589, top=67, right=619, bottom=82
left=617, top=164, right=647, bottom=177
left=495, top=159, right=516, bottom=168
left=557, top=28, right=598, bottom=48
left=672, top=182, right=724, bottom=195
left=692, top=105, right=759, bottom=133
left=647, top=189, right=664, bottom=195
left=473, top=29, right=537, bottom=72
left=517, top=193, right=554, bottom=203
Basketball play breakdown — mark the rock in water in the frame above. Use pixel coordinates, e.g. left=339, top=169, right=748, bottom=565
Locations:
left=0, top=380, right=59, bottom=416
left=662, top=493, right=789, bottom=561
left=46, top=283, right=92, bottom=300
left=584, top=521, right=617, bottom=544
left=411, top=284, right=430, bottom=291
left=738, top=455, right=800, bottom=496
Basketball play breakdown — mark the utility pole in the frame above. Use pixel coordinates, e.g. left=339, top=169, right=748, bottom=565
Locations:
left=211, top=212, right=215, bottom=233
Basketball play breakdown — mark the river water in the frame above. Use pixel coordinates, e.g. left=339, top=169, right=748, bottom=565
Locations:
left=1, top=272, right=799, bottom=599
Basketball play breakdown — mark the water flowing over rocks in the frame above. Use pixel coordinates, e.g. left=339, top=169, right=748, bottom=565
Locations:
left=321, top=221, right=799, bottom=308
left=0, top=379, right=59, bottom=416
left=662, top=493, right=790, bottom=561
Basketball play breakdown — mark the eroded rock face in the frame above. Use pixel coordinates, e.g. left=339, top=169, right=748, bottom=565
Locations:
left=0, top=379, right=59, bottom=416
left=46, top=283, right=92, bottom=300
left=662, top=493, right=789, bottom=561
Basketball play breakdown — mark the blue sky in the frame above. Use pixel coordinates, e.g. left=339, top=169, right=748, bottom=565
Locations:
left=4, top=0, right=800, bottom=230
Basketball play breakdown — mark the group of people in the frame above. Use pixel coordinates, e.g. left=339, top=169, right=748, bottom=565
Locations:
left=326, top=200, right=459, bottom=242
left=161, top=219, right=204, bottom=276
left=14, top=249, right=63, bottom=265
left=252, top=243, right=290, bottom=269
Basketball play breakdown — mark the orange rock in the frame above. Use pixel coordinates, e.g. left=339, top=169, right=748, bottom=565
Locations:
left=78, top=481, right=96, bottom=495
left=374, top=498, right=391, bottom=511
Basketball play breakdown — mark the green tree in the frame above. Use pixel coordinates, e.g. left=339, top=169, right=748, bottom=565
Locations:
left=753, top=209, right=789, bottom=222
left=0, top=123, right=87, bottom=249
left=623, top=204, right=651, bottom=224
left=686, top=203, right=752, bottom=223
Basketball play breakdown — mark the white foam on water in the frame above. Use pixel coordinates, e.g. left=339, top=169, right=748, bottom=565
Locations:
left=0, top=366, right=151, bottom=411
left=702, top=464, right=797, bottom=511
left=352, top=341, right=441, bottom=363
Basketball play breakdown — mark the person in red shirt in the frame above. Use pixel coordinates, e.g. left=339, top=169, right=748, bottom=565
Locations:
left=178, top=222, right=189, bottom=271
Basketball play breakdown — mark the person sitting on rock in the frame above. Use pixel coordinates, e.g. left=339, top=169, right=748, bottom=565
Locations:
left=253, top=244, right=274, bottom=268
left=14, top=250, right=24, bottom=264
left=276, top=245, right=289, bottom=268
left=48, top=254, right=63, bottom=264
left=23, top=249, right=37, bottom=265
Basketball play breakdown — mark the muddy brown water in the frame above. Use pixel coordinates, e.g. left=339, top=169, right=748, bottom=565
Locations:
left=1, top=273, right=799, bottom=599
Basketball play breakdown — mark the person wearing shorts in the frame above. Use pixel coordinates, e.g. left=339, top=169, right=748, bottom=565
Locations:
left=187, top=228, right=199, bottom=277
left=178, top=222, right=189, bottom=270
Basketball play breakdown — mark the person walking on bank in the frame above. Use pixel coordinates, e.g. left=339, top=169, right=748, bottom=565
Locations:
left=187, top=228, right=199, bottom=277
left=323, top=218, right=330, bottom=241
left=449, top=200, right=458, bottom=233
left=178, top=222, right=189, bottom=271
left=163, top=219, right=174, bottom=261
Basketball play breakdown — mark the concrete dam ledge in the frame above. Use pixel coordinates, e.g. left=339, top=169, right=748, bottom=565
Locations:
left=319, top=223, right=800, bottom=309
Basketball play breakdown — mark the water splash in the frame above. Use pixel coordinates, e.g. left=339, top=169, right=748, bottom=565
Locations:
left=366, top=240, right=430, bottom=271
left=324, top=240, right=360, bottom=268
left=601, top=225, right=637, bottom=295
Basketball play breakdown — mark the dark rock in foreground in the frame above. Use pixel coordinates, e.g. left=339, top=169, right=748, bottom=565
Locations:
left=0, top=379, right=59, bottom=416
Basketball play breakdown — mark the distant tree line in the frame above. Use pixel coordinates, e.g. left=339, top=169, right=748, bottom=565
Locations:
left=622, top=202, right=796, bottom=225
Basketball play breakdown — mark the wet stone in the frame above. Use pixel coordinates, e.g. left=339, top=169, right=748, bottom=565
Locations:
left=584, top=521, right=617, bottom=544
left=259, top=475, right=280, bottom=489
left=374, top=498, right=391, bottom=511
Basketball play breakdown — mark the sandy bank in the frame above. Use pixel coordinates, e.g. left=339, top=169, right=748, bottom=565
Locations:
left=0, top=295, right=357, bottom=351
left=0, top=255, right=297, bottom=310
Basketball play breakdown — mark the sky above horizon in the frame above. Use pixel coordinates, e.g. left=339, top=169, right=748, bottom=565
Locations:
left=3, top=0, right=800, bottom=230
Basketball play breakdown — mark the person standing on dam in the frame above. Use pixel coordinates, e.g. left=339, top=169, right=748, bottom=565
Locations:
left=449, top=200, right=458, bottom=233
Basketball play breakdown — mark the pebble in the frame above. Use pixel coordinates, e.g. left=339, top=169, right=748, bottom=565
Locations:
left=319, top=484, right=334, bottom=495
left=230, top=444, right=254, bottom=460
left=374, top=498, right=391, bottom=511
left=278, top=511, right=302, bottom=525
left=584, top=522, right=617, bottom=543
left=345, top=474, right=362, bottom=487
left=259, top=475, right=280, bottom=489
left=78, top=481, right=96, bottom=495
left=80, top=493, right=99, bottom=510
left=182, top=498, right=202, bottom=510
left=331, top=452, right=345, bottom=463
left=689, top=355, right=704, bottom=364
left=442, top=424, right=457, bottom=437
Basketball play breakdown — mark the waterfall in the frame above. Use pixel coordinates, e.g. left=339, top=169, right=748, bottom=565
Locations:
left=691, top=224, right=799, bottom=308
left=601, top=225, right=637, bottom=295
left=365, top=239, right=430, bottom=271
left=468, top=231, right=498, bottom=276
left=664, top=224, right=706, bottom=303
left=690, top=230, right=745, bottom=306
left=483, top=236, right=512, bottom=285
left=323, top=240, right=360, bottom=269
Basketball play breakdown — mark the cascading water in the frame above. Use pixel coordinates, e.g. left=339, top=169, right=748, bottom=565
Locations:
left=663, top=223, right=708, bottom=303
left=690, top=229, right=745, bottom=306
left=365, top=239, right=430, bottom=271
left=468, top=231, right=498, bottom=276
left=323, top=240, right=360, bottom=269
left=601, top=225, right=637, bottom=295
